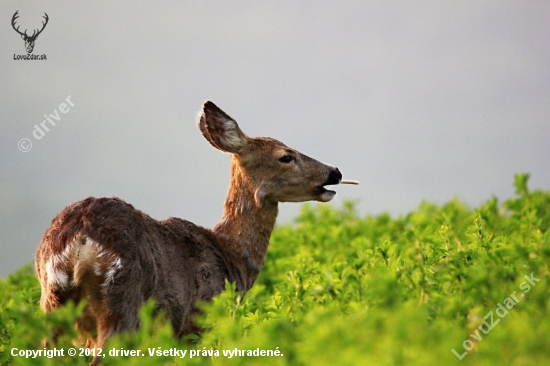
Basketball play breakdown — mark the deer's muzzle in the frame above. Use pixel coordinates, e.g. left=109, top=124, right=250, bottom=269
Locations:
left=316, top=167, right=342, bottom=202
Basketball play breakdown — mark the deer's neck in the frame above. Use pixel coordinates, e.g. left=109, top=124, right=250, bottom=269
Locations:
left=213, top=158, right=278, bottom=292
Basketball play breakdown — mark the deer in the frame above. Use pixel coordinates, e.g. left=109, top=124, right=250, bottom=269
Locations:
left=12, top=11, right=49, bottom=54
left=35, top=101, right=356, bottom=365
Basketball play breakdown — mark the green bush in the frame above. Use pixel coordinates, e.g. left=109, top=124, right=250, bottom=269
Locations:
left=1, top=174, right=549, bottom=365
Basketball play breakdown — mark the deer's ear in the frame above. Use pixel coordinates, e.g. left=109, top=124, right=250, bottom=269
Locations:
left=198, top=101, right=248, bottom=154
left=21, top=34, right=25, bottom=40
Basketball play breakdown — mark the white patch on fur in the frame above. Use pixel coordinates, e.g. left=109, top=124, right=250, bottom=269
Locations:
left=45, top=240, right=74, bottom=288
left=89, top=238, right=106, bottom=257
left=44, top=235, right=125, bottom=293
left=93, top=262, right=102, bottom=276
left=102, top=257, right=122, bottom=290
left=46, top=259, right=69, bottom=288
left=83, top=237, right=122, bottom=278
left=85, top=237, right=114, bottom=261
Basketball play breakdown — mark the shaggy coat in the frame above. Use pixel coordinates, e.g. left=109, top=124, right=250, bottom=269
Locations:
left=35, top=101, right=342, bottom=365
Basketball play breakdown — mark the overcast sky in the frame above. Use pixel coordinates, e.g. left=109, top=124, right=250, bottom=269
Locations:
left=1, top=1, right=549, bottom=277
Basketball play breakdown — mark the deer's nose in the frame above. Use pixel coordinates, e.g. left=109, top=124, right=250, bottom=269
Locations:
left=325, top=168, right=342, bottom=186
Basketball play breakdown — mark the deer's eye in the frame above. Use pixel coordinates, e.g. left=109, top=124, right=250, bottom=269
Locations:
left=279, top=155, right=295, bottom=163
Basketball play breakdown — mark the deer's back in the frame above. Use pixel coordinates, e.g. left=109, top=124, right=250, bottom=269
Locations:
left=35, top=197, right=239, bottom=323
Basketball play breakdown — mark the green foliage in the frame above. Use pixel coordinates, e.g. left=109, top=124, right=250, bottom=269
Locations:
left=1, top=174, right=549, bottom=365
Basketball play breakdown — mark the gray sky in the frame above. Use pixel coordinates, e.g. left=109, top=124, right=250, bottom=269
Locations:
left=1, top=1, right=549, bottom=277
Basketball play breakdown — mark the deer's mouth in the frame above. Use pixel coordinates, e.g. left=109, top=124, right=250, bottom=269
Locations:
left=315, top=168, right=342, bottom=202
left=316, top=185, right=337, bottom=202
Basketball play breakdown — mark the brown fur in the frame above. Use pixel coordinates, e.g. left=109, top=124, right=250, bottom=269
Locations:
left=35, top=101, right=342, bottom=365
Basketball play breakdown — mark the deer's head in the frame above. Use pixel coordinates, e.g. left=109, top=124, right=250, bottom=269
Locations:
left=198, top=101, right=342, bottom=206
left=12, top=11, right=49, bottom=54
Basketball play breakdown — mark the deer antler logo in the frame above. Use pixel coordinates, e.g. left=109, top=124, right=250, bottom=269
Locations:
left=12, top=11, right=49, bottom=54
